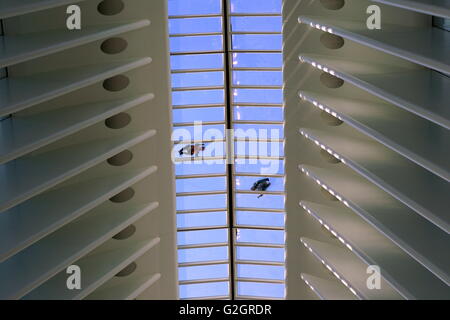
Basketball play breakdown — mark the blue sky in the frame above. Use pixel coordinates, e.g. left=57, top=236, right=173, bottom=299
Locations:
left=168, top=0, right=285, bottom=300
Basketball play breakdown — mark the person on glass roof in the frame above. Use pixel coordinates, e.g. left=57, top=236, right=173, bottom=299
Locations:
left=178, top=143, right=206, bottom=157
left=251, top=178, right=271, bottom=198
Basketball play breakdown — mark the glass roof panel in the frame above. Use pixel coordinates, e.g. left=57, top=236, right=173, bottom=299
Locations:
left=169, top=0, right=284, bottom=300
left=178, top=246, right=228, bottom=264
left=172, top=71, right=225, bottom=88
left=180, top=264, right=230, bottom=281
left=171, top=53, right=224, bottom=70
left=168, top=0, right=222, bottom=16
left=230, top=0, right=281, bottom=13
left=169, top=17, right=223, bottom=34
left=180, top=281, right=229, bottom=299
left=236, top=211, right=285, bottom=228
left=237, top=264, right=285, bottom=280
left=177, top=211, right=228, bottom=229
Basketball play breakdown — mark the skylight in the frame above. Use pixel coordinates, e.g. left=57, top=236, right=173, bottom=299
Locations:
left=168, top=0, right=285, bottom=300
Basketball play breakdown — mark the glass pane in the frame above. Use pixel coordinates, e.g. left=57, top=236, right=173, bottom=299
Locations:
left=232, top=53, right=282, bottom=68
left=237, top=264, right=285, bottom=280
left=170, top=35, right=223, bottom=53
left=173, top=89, right=225, bottom=105
left=235, top=176, right=284, bottom=192
left=172, top=124, right=225, bottom=141
left=233, top=70, right=282, bottom=86
left=178, top=228, right=228, bottom=246
left=177, top=176, right=227, bottom=193
left=179, top=264, right=229, bottom=281
left=177, top=211, right=228, bottom=229
left=233, top=88, right=283, bottom=104
left=235, top=160, right=284, bottom=175
left=172, top=71, right=224, bottom=88
left=234, top=141, right=284, bottom=157
left=169, top=17, right=222, bottom=34
left=234, top=122, right=284, bottom=132
left=236, top=211, right=285, bottom=228
left=177, top=194, right=227, bottom=211
left=237, top=282, right=285, bottom=298
left=171, top=53, right=224, bottom=70
left=234, top=106, right=283, bottom=121
left=175, top=161, right=226, bottom=176
left=235, top=194, right=285, bottom=209
left=236, top=229, right=285, bottom=245
left=169, top=0, right=222, bottom=16
left=232, top=34, right=282, bottom=50
left=173, top=107, right=225, bottom=123
left=231, top=16, right=282, bottom=32
left=230, top=0, right=282, bottom=13
left=236, top=246, right=285, bottom=262
left=180, top=281, right=229, bottom=299
left=178, top=246, right=228, bottom=263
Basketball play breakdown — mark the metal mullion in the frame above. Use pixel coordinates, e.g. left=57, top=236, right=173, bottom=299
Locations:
left=179, top=260, right=229, bottom=268
left=232, top=103, right=283, bottom=107
left=231, top=85, right=283, bottom=89
left=234, top=172, right=284, bottom=178
left=235, top=242, right=285, bottom=249
left=174, top=140, right=226, bottom=146
left=236, top=278, right=285, bottom=284
left=173, top=103, right=225, bottom=109
left=235, top=190, right=285, bottom=196
left=171, top=50, right=224, bottom=56
left=176, top=173, right=227, bottom=179
left=174, top=156, right=227, bottom=163
left=179, top=278, right=231, bottom=285
left=232, top=67, right=283, bottom=71
left=234, top=138, right=284, bottom=143
left=231, top=31, right=281, bottom=35
left=230, top=49, right=282, bottom=53
left=229, top=13, right=282, bottom=17
left=236, top=207, right=284, bottom=213
left=170, top=32, right=223, bottom=37
left=234, top=224, right=285, bottom=231
left=172, top=68, right=224, bottom=73
left=178, top=242, right=229, bottom=250
left=235, top=155, right=284, bottom=160
left=233, top=120, right=284, bottom=125
left=177, top=207, right=228, bottom=214
left=222, top=0, right=237, bottom=300
left=235, top=295, right=280, bottom=300
left=172, top=86, right=224, bottom=91
left=169, top=14, right=223, bottom=19
left=173, top=120, right=225, bottom=127
left=235, top=260, right=284, bottom=267
left=177, top=225, right=229, bottom=232
left=182, top=295, right=231, bottom=300
left=176, top=190, right=227, bottom=197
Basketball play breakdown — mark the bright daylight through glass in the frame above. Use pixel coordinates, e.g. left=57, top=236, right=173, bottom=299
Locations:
left=168, top=0, right=285, bottom=299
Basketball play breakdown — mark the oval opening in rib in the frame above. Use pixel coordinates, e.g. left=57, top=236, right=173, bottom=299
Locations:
left=320, top=149, right=341, bottom=164
left=320, top=72, right=344, bottom=88
left=103, top=75, right=130, bottom=92
left=113, top=225, right=136, bottom=240
left=115, top=262, right=137, bottom=277
left=110, top=188, right=135, bottom=203
left=107, top=150, right=133, bottom=166
left=98, top=0, right=124, bottom=16
left=320, top=111, right=344, bottom=126
left=320, top=0, right=345, bottom=10
left=101, top=37, right=128, bottom=54
left=320, top=33, right=344, bottom=49
left=105, top=112, right=132, bottom=129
